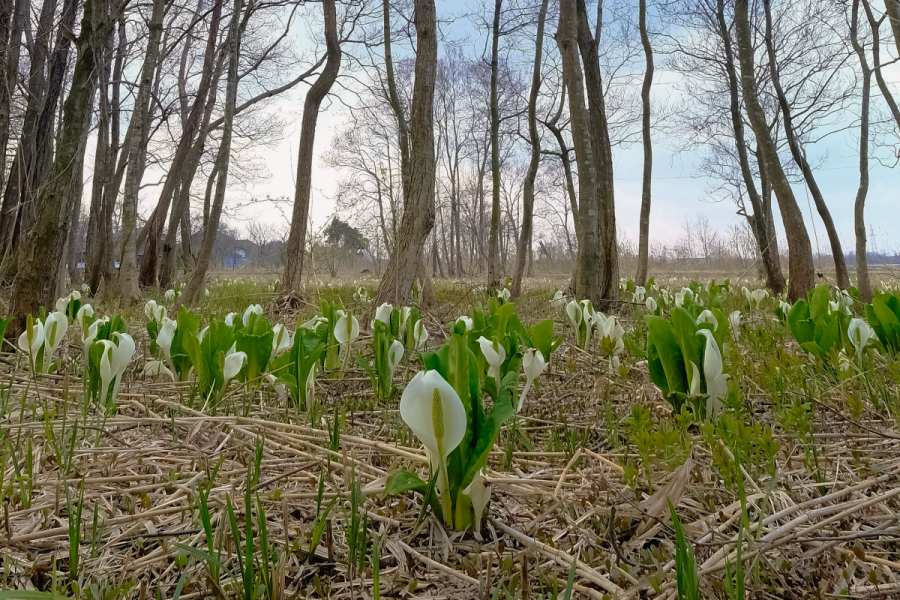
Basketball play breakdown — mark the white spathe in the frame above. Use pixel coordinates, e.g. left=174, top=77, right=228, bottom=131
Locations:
left=456, top=316, right=474, bottom=331
left=413, top=320, right=429, bottom=350
left=272, top=324, right=292, bottom=355
left=848, top=318, right=875, bottom=354
left=697, top=329, right=728, bottom=419
left=143, top=299, right=165, bottom=321
left=242, top=304, right=263, bottom=327
left=645, top=296, right=658, bottom=313
left=728, top=311, right=741, bottom=342
left=388, top=339, right=404, bottom=381
left=42, top=311, right=69, bottom=372
left=374, top=303, right=393, bottom=327
left=477, top=336, right=506, bottom=383
left=463, top=469, right=490, bottom=532
left=518, top=348, right=545, bottom=412
left=399, top=371, right=466, bottom=468
left=334, top=313, right=360, bottom=345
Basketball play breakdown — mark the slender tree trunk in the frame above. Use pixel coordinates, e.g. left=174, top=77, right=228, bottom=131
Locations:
left=574, top=0, right=618, bottom=304
left=383, top=0, right=411, bottom=198
left=852, top=0, right=873, bottom=302
left=116, top=0, right=166, bottom=302
left=734, top=0, right=814, bottom=301
left=139, top=0, right=223, bottom=288
left=762, top=0, right=848, bottom=289
left=370, top=0, right=437, bottom=309
left=0, top=0, right=26, bottom=196
left=282, top=0, right=341, bottom=295
left=8, top=0, right=111, bottom=331
left=180, top=0, right=243, bottom=307
left=487, top=0, right=502, bottom=287
left=884, top=0, right=900, bottom=57
left=864, top=0, right=900, bottom=133
left=714, top=0, right=784, bottom=294
left=511, top=0, right=548, bottom=297
left=634, top=0, right=653, bottom=287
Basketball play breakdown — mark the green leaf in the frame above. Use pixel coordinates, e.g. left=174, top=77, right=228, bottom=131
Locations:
left=808, top=284, right=830, bottom=321
left=788, top=301, right=814, bottom=346
left=382, top=470, right=429, bottom=499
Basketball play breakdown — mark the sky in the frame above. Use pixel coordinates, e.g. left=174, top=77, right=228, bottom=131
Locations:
left=125, top=0, right=900, bottom=254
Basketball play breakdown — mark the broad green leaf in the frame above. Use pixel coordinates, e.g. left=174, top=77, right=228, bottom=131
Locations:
left=382, top=470, right=429, bottom=499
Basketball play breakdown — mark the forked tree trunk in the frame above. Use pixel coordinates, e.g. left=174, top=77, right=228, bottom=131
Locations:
left=734, top=0, right=814, bottom=301
left=511, top=0, right=548, bottom=297
left=864, top=0, right=900, bottom=134
left=282, top=0, right=341, bottom=295
left=634, top=0, right=653, bottom=287
left=851, top=0, right=873, bottom=302
left=116, top=0, right=166, bottom=303
left=714, top=0, right=784, bottom=294
left=487, top=0, right=502, bottom=288
left=179, top=0, right=243, bottom=307
left=139, top=0, right=222, bottom=288
left=8, top=0, right=111, bottom=331
left=762, top=0, right=849, bottom=289
left=370, top=0, right=438, bottom=309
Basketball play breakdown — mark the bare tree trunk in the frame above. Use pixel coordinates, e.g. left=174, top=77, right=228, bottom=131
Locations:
left=139, top=0, right=223, bottom=288
left=762, top=0, right=848, bottom=289
left=634, top=0, right=653, bottom=287
left=180, top=0, right=243, bottom=307
left=282, top=0, right=341, bottom=295
left=734, top=0, right=814, bottom=301
left=8, top=0, right=111, bottom=331
left=714, top=0, right=784, bottom=294
left=370, top=0, right=437, bottom=309
left=864, top=0, right=900, bottom=133
left=852, top=0, right=873, bottom=302
left=512, top=0, right=548, bottom=297
left=0, top=0, right=26, bottom=195
left=487, top=0, right=502, bottom=288
left=884, top=0, right=900, bottom=57
left=575, top=0, right=618, bottom=304
left=116, top=0, right=166, bottom=302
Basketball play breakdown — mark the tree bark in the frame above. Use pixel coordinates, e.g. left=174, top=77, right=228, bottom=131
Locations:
left=734, top=0, right=814, bottom=301
left=511, top=0, right=548, bottom=297
left=574, top=0, right=618, bottom=304
left=851, top=0, right=873, bottom=302
left=714, top=0, right=784, bottom=294
left=116, top=0, right=167, bottom=302
left=634, top=0, right=653, bottom=287
left=139, top=0, right=223, bottom=288
left=0, top=0, right=26, bottom=196
left=864, top=0, right=900, bottom=134
left=180, top=0, right=243, bottom=307
left=487, top=0, right=502, bottom=287
left=282, top=0, right=341, bottom=294
left=8, top=0, right=111, bottom=331
left=762, top=0, right=848, bottom=289
left=370, top=0, right=438, bottom=309
left=884, top=0, right=900, bottom=57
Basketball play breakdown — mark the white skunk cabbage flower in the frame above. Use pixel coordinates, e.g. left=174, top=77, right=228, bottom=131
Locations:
left=388, top=340, right=404, bottom=381
left=374, top=303, right=393, bottom=327
left=242, top=304, right=263, bottom=327
left=675, top=287, right=693, bottom=308
left=518, top=349, right=546, bottom=412
left=399, top=371, right=466, bottom=521
left=224, top=312, right=237, bottom=326
left=144, top=360, right=175, bottom=381
left=334, top=312, right=360, bottom=346
left=697, top=310, right=718, bottom=329
left=456, top=316, right=473, bottom=331
left=399, top=306, right=412, bottom=336
left=551, top=290, right=565, bottom=310
left=497, top=288, right=510, bottom=302
left=144, top=300, right=166, bottom=322
left=566, top=300, right=582, bottom=330
left=848, top=318, right=875, bottom=355
left=301, top=315, right=327, bottom=330
left=645, top=296, right=658, bottom=313
left=164, top=289, right=176, bottom=302
left=76, top=304, right=94, bottom=330
left=18, top=319, right=45, bottom=372
left=413, top=320, right=429, bottom=350
left=223, top=349, right=247, bottom=384
left=272, top=324, right=292, bottom=355
left=728, top=311, right=741, bottom=342
left=697, top=329, right=728, bottom=419
left=633, top=286, right=646, bottom=303
left=463, top=469, right=490, bottom=533
left=109, top=332, right=135, bottom=401
left=477, top=336, right=506, bottom=383
left=98, top=340, right=117, bottom=408
left=42, top=311, right=69, bottom=372
left=157, top=318, right=177, bottom=367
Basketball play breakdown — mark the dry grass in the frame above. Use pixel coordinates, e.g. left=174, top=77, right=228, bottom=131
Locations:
left=2, top=274, right=900, bottom=599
